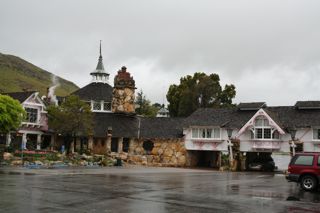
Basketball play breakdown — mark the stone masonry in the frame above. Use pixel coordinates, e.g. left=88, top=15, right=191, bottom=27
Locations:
left=127, top=139, right=187, bottom=167
left=112, top=66, right=136, bottom=113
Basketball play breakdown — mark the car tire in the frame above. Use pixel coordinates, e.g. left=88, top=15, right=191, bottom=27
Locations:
left=300, top=175, right=317, bottom=191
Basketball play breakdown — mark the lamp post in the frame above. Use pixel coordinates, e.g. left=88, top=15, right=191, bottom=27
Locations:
left=227, top=128, right=233, bottom=167
left=289, top=128, right=297, bottom=156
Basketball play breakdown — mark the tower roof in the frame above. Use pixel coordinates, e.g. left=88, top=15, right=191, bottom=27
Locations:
left=90, top=41, right=110, bottom=83
left=95, top=40, right=105, bottom=71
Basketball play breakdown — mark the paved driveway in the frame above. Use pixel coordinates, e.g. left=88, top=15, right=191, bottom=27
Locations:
left=0, top=167, right=319, bottom=213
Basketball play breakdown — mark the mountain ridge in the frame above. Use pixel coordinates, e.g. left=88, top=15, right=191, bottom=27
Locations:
left=0, top=53, right=79, bottom=96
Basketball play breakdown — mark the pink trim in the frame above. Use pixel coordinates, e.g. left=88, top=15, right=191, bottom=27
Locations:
left=237, top=109, right=285, bottom=137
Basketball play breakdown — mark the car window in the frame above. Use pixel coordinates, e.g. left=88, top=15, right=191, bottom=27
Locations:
left=293, top=155, right=314, bottom=166
left=318, top=156, right=320, bottom=166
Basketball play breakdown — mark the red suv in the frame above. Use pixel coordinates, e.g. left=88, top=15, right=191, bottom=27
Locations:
left=286, top=152, right=320, bottom=191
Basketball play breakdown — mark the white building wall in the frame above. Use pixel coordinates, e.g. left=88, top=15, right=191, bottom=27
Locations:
left=295, top=128, right=320, bottom=152
left=183, top=127, right=230, bottom=151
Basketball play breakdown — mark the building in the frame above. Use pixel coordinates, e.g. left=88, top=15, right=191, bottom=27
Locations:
left=2, top=91, right=52, bottom=150
left=65, top=44, right=320, bottom=169
left=5, top=43, right=320, bottom=170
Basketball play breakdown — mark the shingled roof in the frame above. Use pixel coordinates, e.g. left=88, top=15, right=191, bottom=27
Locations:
left=140, top=117, right=184, bottom=139
left=184, top=108, right=256, bottom=129
left=72, top=82, right=113, bottom=102
left=93, top=112, right=138, bottom=138
left=238, top=102, right=266, bottom=110
left=3, top=91, right=35, bottom=103
left=185, top=106, right=320, bottom=130
left=295, top=101, right=320, bottom=109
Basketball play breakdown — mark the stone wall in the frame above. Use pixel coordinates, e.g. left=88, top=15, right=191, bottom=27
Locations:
left=127, top=138, right=187, bottom=167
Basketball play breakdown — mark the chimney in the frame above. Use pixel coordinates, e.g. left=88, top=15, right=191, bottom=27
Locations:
left=112, top=66, right=136, bottom=114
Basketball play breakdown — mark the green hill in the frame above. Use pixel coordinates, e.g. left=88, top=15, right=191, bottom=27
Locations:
left=0, top=53, right=79, bottom=96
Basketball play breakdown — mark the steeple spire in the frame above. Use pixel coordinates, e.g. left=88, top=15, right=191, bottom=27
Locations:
left=90, top=41, right=109, bottom=84
left=96, top=40, right=105, bottom=71
left=99, top=40, right=102, bottom=57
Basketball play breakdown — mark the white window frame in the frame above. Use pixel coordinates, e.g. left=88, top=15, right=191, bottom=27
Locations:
left=24, top=106, right=39, bottom=124
left=312, top=127, right=320, bottom=141
left=250, top=116, right=280, bottom=140
left=91, top=100, right=112, bottom=112
left=191, top=127, right=221, bottom=140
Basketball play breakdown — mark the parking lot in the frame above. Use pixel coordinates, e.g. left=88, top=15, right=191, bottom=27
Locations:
left=0, top=167, right=319, bottom=213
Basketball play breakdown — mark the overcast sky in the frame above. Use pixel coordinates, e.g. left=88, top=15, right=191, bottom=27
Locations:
left=1, top=0, right=320, bottom=106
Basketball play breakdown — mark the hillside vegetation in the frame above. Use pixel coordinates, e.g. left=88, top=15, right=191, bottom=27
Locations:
left=0, top=53, right=78, bottom=96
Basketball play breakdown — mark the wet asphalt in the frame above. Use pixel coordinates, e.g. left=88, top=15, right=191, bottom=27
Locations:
left=0, top=166, right=319, bottom=213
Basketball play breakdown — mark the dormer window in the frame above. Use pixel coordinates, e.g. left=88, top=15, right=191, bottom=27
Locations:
left=250, top=116, right=279, bottom=140
left=93, top=101, right=101, bottom=110
left=25, top=107, right=38, bottom=123
left=91, top=100, right=111, bottom=112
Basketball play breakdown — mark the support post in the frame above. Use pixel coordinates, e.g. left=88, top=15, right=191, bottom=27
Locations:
left=88, top=136, right=93, bottom=151
left=6, top=133, right=11, bottom=147
left=36, top=134, right=42, bottom=150
left=128, top=138, right=135, bottom=154
left=118, top=137, right=123, bottom=153
left=290, top=141, right=296, bottom=156
left=22, top=133, right=27, bottom=150
left=227, top=139, right=233, bottom=167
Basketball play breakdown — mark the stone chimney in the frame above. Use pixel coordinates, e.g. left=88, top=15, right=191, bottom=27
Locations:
left=112, top=66, right=136, bottom=114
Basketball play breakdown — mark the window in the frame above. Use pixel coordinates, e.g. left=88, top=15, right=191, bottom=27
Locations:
left=293, top=155, right=314, bottom=166
left=191, top=127, right=220, bottom=139
left=92, top=101, right=101, bottom=110
left=272, top=130, right=280, bottom=139
left=25, top=108, right=38, bottom=123
left=318, top=156, right=320, bottom=166
left=264, top=129, right=271, bottom=139
left=255, top=128, right=263, bottom=139
left=192, top=129, right=198, bottom=138
left=103, top=102, right=111, bottom=111
left=92, top=101, right=111, bottom=112
left=251, top=116, right=279, bottom=140
left=312, top=129, right=320, bottom=140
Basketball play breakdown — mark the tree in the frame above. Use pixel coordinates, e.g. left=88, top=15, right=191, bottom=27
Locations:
left=47, top=95, right=93, bottom=153
left=135, top=90, right=158, bottom=117
left=0, top=95, right=26, bottom=134
left=167, top=72, right=236, bottom=117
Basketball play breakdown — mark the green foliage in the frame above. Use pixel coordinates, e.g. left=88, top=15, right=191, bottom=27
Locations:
left=0, top=53, right=78, bottom=96
left=166, top=72, right=236, bottom=117
left=135, top=90, right=158, bottom=117
left=47, top=95, right=93, bottom=136
left=0, top=95, right=26, bottom=133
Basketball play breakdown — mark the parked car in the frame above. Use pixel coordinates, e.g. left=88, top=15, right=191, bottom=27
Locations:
left=285, top=152, right=320, bottom=191
left=247, top=152, right=275, bottom=172
left=248, top=161, right=275, bottom=172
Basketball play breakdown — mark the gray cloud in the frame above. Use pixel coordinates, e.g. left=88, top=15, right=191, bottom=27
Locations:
left=1, top=0, right=320, bottom=105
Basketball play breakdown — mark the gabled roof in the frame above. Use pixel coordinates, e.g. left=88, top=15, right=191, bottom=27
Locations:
left=72, top=82, right=113, bottom=102
left=3, top=91, right=35, bottom=103
left=140, top=117, right=184, bottom=139
left=185, top=105, right=320, bottom=131
left=238, top=102, right=266, bottom=110
left=237, top=108, right=286, bottom=136
left=183, top=108, right=255, bottom=129
left=295, top=101, right=320, bottom=109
